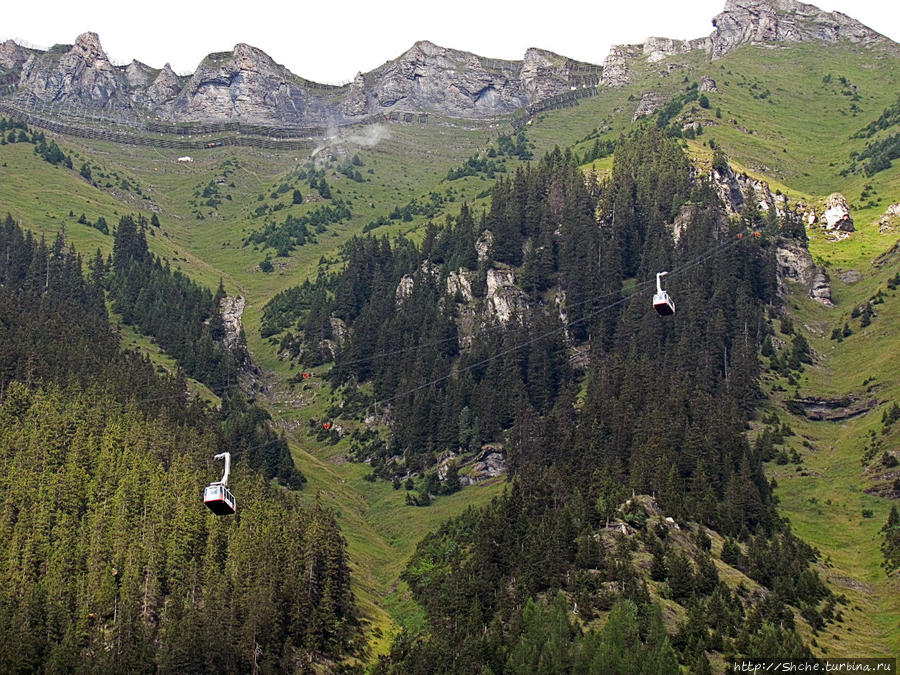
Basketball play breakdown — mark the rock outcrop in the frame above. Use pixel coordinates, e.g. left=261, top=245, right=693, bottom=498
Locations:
left=809, top=269, right=834, bottom=306
left=699, top=75, right=719, bottom=92
left=878, top=203, right=900, bottom=234
left=776, top=240, right=834, bottom=306
left=486, top=268, right=527, bottom=324
left=599, top=0, right=895, bottom=93
left=219, top=295, right=245, bottom=351
left=520, top=48, right=574, bottom=102
left=600, top=45, right=640, bottom=86
left=459, top=446, right=506, bottom=485
left=632, top=91, right=664, bottom=121
left=161, top=43, right=336, bottom=125
left=367, top=40, right=527, bottom=118
left=709, top=162, right=780, bottom=217
left=643, top=37, right=694, bottom=63
left=18, top=32, right=132, bottom=112
left=820, top=193, right=854, bottom=232
left=3, top=33, right=602, bottom=126
left=0, top=39, right=30, bottom=71
left=709, top=0, right=889, bottom=59
left=143, top=64, right=183, bottom=107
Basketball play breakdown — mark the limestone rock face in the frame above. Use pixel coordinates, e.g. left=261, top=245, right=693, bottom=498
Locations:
left=18, top=32, right=130, bottom=111
left=341, top=72, right=368, bottom=117
left=396, top=274, right=414, bottom=303
left=643, top=37, right=693, bottom=63
left=519, top=48, right=572, bottom=102
left=460, top=446, right=506, bottom=485
left=809, top=269, right=834, bottom=306
left=368, top=40, right=526, bottom=117
left=476, top=230, right=493, bottom=263
left=600, top=45, right=640, bottom=86
left=776, top=240, right=816, bottom=287
left=709, top=0, right=889, bottom=59
left=125, top=60, right=155, bottom=88
left=163, top=43, right=326, bottom=124
left=144, top=64, right=183, bottom=107
left=632, top=91, right=664, bottom=121
left=219, top=295, right=245, bottom=351
left=776, top=240, right=833, bottom=306
left=709, top=162, right=777, bottom=217
left=5, top=1, right=894, bottom=127
left=485, top=268, right=527, bottom=324
left=446, top=269, right=473, bottom=303
left=0, top=39, right=30, bottom=70
left=821, top=193, right=854, bottom=232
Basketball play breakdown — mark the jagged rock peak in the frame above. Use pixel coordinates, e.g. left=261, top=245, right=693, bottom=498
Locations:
left=230, top=42, right=276, bottom=68
left=17, top=30, right=126, bottom=109
left=71, top=32, right=110, bottom=64
left=0, top=39, right=29, bottom=70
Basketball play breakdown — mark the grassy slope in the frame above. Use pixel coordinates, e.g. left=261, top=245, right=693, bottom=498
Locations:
left=762, top=257, right=900, bottom=657
left=2, top=37, right=899, bottom=661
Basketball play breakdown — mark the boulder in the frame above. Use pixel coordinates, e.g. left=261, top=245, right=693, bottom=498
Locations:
left=821, top=193, right=854, bottom=232
left=632, top=91, right=664, bottom=121
left=699, top=75, right=718, bottom=92
left=878, top=203, right=900, bottom=234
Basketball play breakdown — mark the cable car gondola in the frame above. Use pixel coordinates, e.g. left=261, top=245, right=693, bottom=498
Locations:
left=653, top=271, right=675, bottom=316
left=203, top=452, right=236, bottom=515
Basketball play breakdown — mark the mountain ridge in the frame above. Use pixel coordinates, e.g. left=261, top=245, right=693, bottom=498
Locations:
left=0, top=0, right=895, bottom=128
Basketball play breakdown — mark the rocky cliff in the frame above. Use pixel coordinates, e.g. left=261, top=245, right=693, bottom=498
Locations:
left=602, top=0, right=893, bottom=91
left=708, top=0, right=889, bottom=59
left=2, top=33, right=596, bottom=127
left=17, top=33, right=133, bottom=113
left=1, top=0, right=894, bottom=127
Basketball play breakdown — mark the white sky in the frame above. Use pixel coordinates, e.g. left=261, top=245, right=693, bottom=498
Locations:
left=3, top=1, right=898, bottom=84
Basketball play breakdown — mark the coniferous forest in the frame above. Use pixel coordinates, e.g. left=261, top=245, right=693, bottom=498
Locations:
left=263, top=128, right=834, bottom=671
left=0, top=215, right=356, bottom=671
left=0, top=115, right=890, bottom=669
left=4, top=5, right=900, bottom=668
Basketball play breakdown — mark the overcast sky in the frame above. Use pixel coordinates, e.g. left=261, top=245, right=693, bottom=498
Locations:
left=3, top=1, right=898, bottom=84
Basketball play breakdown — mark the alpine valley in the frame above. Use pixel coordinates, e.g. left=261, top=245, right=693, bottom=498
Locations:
left=0, top=0, right=898, bottom=671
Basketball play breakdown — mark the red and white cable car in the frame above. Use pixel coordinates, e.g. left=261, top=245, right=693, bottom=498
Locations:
left=653, top=271, right=675, bottom=316
left=203, top=452, right=236, bottom=515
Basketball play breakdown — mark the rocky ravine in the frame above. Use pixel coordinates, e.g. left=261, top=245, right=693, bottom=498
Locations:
left=1, top=0, right=894, bottom=128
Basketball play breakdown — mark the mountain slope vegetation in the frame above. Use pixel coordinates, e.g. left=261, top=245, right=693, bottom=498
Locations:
left=0, top=215, right=358, bottom=670
left=0, top=8, right=899, bottom=668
